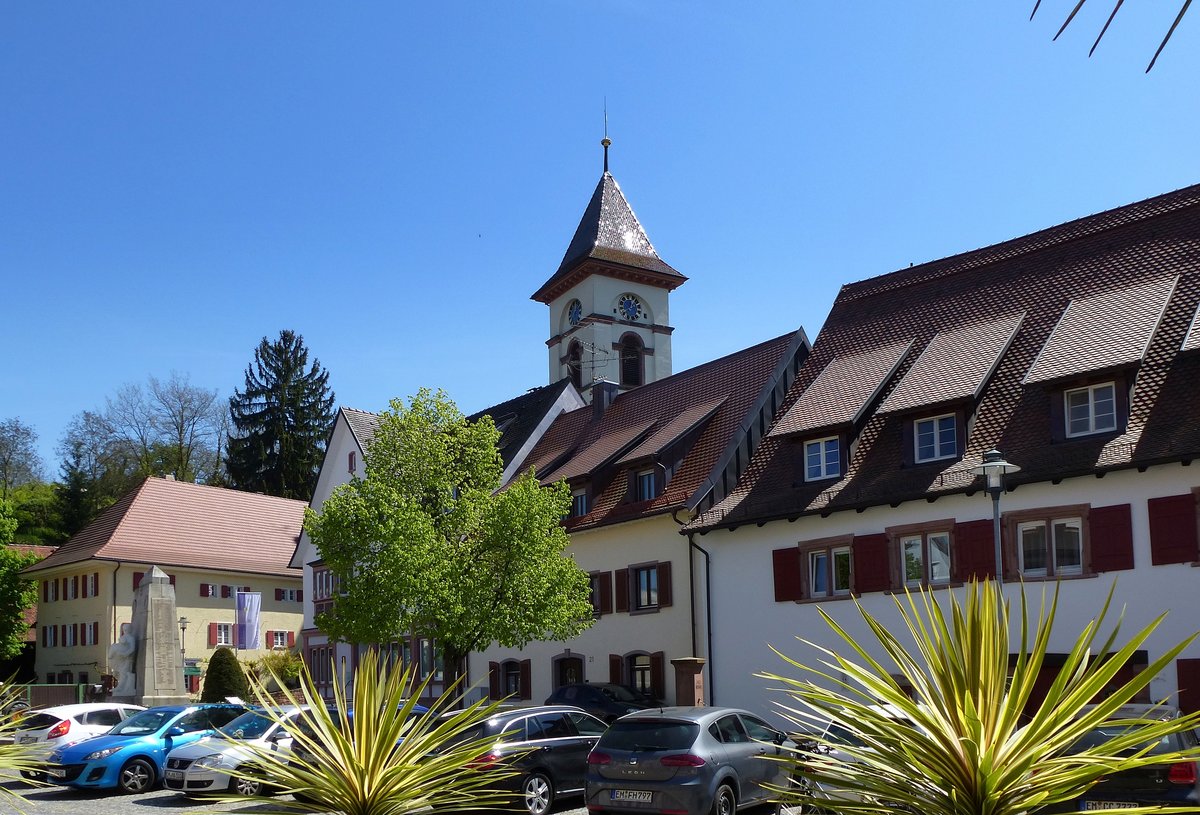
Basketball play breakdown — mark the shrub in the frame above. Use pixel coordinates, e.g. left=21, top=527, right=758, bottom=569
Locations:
left=764, top=580, right=1200, bottom=815
left=210, top=649, right=516, bottom=815
left=249, top=649, right=303, bottom=691
left=201, top=646, right=249, bottom=702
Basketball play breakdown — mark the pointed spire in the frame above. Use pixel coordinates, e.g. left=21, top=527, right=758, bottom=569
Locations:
left=602, top=136, right=611, bottom=174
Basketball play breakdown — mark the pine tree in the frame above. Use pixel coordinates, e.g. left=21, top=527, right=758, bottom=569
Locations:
left=226, top=330, right=335, bottom=501
left=201, top=646, right=249, bottom=702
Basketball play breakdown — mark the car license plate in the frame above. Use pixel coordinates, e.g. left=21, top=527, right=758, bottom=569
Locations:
left=16, top=736, right=36, bottom=744
left=1082, top=803, right=1136, bottom=811
left=166, top=770, right=184, bottom=781
left=611, top=790, right=653, bottom=803
left=47, top=768, right=65, bottom=779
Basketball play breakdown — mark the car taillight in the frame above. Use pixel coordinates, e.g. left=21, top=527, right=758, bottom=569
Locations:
left=468, top=752, right=502, bottom=770
left=660, top=754, right=706, bottom=767
left=1168, top=762, right=1197, bottom=785
left=587, top=752, right=612, bottom=765
left=47, top=720, right=70, bottom=739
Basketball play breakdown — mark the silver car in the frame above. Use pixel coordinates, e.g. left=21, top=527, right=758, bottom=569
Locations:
left=585, top=706, right=792, bottom=815
left=163, top=706, right=301, bottom=796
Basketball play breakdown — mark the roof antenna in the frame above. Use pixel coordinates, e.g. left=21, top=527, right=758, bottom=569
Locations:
left=601, top=98, right=611, bottom=174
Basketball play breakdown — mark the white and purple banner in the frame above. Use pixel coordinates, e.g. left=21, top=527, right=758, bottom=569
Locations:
left=235, top=591, right=261, bottom=650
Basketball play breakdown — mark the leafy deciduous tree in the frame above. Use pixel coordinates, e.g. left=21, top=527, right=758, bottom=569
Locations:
left=227, top=330, right=335, bottom=501
left=0, top=418, right=44, bottom=500
left=305, top=389, right=593, bottom=697
left=7, top=482, right=66, bottom=546
left=0, top=500, right=41, bottom=661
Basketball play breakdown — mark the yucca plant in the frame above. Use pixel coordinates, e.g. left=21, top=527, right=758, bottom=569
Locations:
left=0, top=680, right=49, bottom=810
left=761, top=579, right=1200, bottom=815
left=208, top=648, right=517, bottom=815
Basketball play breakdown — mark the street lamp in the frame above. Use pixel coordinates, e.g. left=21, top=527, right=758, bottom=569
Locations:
left=178, top=616, right=189, bottom=656
left=972, top=449, right=1021, bottom=587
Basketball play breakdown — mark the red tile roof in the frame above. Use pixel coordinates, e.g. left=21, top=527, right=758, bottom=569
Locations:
left=23, top=478, right=306, bottom=578
left=690, top=182, right=1200, bottom=532
left=1183, top=304, right=1200, bottom=354
left=527, top=331, right=806, bottom=530
left=771, top=340, right=912, bottom=436
left=879, top=313, right=1024, bottom=414
left=1024, top=276, right=1176, bottom=385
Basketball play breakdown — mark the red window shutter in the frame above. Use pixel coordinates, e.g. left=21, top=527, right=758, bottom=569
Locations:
left=275, top=588, right=284, bottom=601
left=242, top=586, right=251, bottom=593
left=952, top=520, right=997, bottom=582
left=208, top=622, right=218, bottom=647
left=488, top=662, right=500, bottom=699
left=200, top=584, right=207, bottom=597
left=772, top=547, right=803, bottom=602
left=61, top=577, right=68, bottom=597
left=615, top=568, right=630, bottom=612
left=599, top=572, right=613, bottom=615
left=72, top=575, right=79, bottom=598
left=41, top=627, right=46, bottom=647
left=657, top=562, right=673, bottom=607
left=93, top=572, right=99, bottom=596
left=1148, top=494, right=1198, bottom=565
left=72, top=623, right=79, bottom=644
left=1178, top=659, right=1200, bottom=715
left=1089, top=504, right=1135, bottom=572
left=650, top=651, right=666, bottom=701
left=297, top=590, right=303, bottom=602
left=221, top=585, right=232, bottom=599
left=169, top=575, right=176, bottom=586
left=287, top=631, right=295, bottom=647
left=42, top=581, right=48, bottom=603
left=133, top=572, right=144, bottom=591
left=519, top=659, right=532, bottom=700
left=92, top=622, right=99, bottom=643
left=852, top=534, right=891, bottom=594
left=609, top=654, right=623, bottom=684
left=265, top=631, right=272, bottom=649
left=60, top=625, right=66, bottom=643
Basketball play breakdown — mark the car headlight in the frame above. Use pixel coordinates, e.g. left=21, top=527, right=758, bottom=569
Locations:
left=85, top=746, right=124, bottom=760
left=193, top=753, right=228, bottom=769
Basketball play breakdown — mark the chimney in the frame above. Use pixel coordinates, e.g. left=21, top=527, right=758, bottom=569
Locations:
left=163, top=474, right=176, bottom=481
left=593, top=380, right=619, bottom=421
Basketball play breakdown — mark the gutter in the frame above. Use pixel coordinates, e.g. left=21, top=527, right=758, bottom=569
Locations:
left=674, top=509, right=715, bottom=705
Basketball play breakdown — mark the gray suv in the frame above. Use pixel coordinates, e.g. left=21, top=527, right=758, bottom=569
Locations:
left=585, top=706, right=792, bottom=815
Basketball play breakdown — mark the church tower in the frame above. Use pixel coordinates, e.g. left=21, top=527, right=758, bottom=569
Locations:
left=531, top=139, right=687, bottom=403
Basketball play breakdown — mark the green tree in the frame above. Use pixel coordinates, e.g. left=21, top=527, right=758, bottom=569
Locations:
left=8, top=481, right=67, bottom=546
left=0, top=501, right=41, bottom=661
left=202, top=646, right=249, bottom=702
left=0, top=417, right=43, bottom=500
left=764, top=580, right=1200, bottom=815
left=227, top=330, right=335, bottom=501
left=306, top=389, right=593, bottom=696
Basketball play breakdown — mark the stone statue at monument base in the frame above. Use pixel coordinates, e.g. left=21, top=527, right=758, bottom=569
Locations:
left=109, top=565, right=191, bottom=706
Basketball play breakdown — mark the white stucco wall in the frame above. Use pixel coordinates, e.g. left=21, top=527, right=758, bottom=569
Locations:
left=701, top=462, right=1200, bottom=724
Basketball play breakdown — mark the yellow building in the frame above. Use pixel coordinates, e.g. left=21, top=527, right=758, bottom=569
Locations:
left=23, top=476, right=305, bottom=693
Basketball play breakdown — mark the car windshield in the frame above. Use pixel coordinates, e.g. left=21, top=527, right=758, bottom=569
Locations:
left=219, top=711, right=276, bottom=740
left=109, top=709, right=175, bottom=736
left=600, top=685, right=642, bottom=703
left=1065, top=726, right=1175, bottom=756
left=599, top=720, right=698, bottom=751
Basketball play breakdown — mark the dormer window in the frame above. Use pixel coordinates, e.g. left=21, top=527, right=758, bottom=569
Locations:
left=636, top=469, right=657, bottom=501
left=571, top=488, right=589, bottom=517
left=804, top=436, right=841, bottom=481
left=1065, top=382, right=1116, bottom=437
left=914, top=414, right=957, bottom=463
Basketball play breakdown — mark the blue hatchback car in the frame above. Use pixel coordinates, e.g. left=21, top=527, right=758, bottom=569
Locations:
left=45, top=703, right=249, bottom=793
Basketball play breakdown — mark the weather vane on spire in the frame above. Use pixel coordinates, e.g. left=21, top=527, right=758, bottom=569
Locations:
left=602, top=98, right=611, bottom=173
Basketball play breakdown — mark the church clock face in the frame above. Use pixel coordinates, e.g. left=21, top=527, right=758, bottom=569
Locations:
left=618, top=294, right=644, bottom=321
left=568, top=299, right=582, bottom=326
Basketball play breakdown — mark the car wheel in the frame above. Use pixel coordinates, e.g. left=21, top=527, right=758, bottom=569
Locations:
left=19, top=770, right=44, bottom=782
left=710, top=784, right=736, bottom=815
left=117, top=758, right=156, bottom=794
left=521, top=771, right=555, bottom=815
left=232, top=769, right=264, bottom=797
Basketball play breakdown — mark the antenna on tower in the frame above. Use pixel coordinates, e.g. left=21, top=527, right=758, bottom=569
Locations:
left=601, top=99, right=611, bottom=174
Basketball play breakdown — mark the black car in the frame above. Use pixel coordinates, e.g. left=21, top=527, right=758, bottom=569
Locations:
left=1044, top=707, right=1200, bottom=812
left=545, top=683, right=660, bottom=723
left=450, top=704, right=609, bottom=815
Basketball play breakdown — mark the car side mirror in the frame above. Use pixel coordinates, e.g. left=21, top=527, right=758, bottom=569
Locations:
left=773, top=730, right=787, bottom=745
left=166, top=726, right=186, bottom=738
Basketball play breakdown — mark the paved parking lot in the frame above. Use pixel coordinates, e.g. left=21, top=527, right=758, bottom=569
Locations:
left=1, top=774, right=591, bottom=815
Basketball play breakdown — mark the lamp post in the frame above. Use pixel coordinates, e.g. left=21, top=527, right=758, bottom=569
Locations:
left=178, top=616, right=189, bottom=656
left=972, top=449, right=1020, bottom=588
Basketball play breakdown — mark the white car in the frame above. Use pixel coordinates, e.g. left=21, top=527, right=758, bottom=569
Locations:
left=12, top=702, right=145, bottom=780
left=163, top=706, right=302, bottom=796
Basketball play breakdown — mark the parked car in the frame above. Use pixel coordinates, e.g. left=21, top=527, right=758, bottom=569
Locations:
left=585, top=706, right=793, bottom=815
left=799, top=704, right=921, bottom=811
left=44, top=703, right=250, bottom=793
left=444, top=704, right=609, bottom=815
left=1042, top=705, right=1200, bottom=812
left=163, top=706, right=306, bottom=796
left=10, top=702, right=145, bottom=781
left=545, top=683, right=662, bottom=723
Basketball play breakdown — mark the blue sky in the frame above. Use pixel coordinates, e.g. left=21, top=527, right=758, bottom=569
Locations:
left=3, top=2, right=1197, bottom=473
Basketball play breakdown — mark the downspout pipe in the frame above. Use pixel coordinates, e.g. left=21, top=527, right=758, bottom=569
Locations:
left=674, top=509, right=714, bottom=705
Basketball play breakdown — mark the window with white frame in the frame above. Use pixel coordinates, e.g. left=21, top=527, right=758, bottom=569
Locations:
left=215, top=623, right=234, bottom=647
left=807, top=544, right=852, bottom=598
left=65, top=625, right=77, bottom=646
left=47, top=580, right=58, bottom=602
left=804, top=436, right=841, bottom=481
left=628, top=653, right=652, bottom=695
left=901, top=531, right=952, bottom=586
left=84, top=573, right=97, bottom=598
left=280, top=588, right=301, bottom=602
left=272, top=631, right=289, bottom=649
left=571, top=488, right=589, bottom=517
left=1065, top=383, right=1116, bottom=437
left=914, top=414, right=957, bottom=462
left=636, top=470, right=657, bottom=502
left=65, top=577, right=77, bottom=600
left=1018, top=517, right=1083, bottom=577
